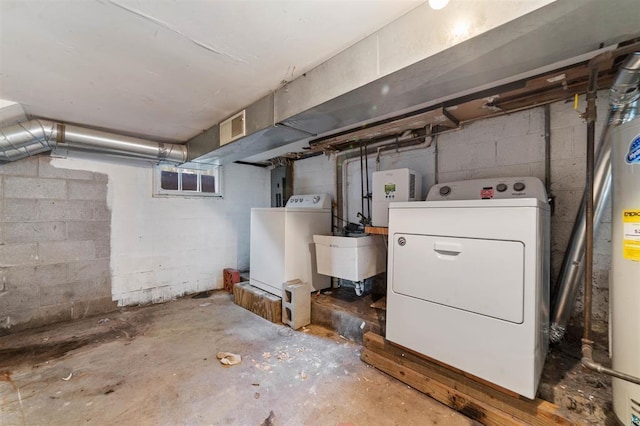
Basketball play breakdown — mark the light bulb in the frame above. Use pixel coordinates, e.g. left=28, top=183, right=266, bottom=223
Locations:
left=428, top=0, right=449, bottom=10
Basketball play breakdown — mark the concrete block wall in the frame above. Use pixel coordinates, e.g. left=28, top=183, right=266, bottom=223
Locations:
left=294, top=92, right=612, bottom=333
left=293, top=154, right=336, bottom=197
left=437, top=95, right=611, bottom=331
left=48, top=156, right=270, bottom=307
left=0, top=156, right=115, bottom=334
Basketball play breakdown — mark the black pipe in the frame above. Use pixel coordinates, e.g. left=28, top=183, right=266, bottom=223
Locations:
left=583, top=66, right=597, bottom=346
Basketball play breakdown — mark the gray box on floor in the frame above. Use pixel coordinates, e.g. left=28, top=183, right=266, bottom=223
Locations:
left=282, top=280, right=311, bottom=329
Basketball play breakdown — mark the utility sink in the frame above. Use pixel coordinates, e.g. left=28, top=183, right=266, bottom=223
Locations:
left=313, top=234, right=386, bottom=283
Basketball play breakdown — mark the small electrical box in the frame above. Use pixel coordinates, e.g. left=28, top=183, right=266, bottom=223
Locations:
left=372, top=168, right=421, bottom=227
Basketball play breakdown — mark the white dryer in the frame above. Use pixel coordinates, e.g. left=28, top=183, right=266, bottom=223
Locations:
left=250, top=194, right=331, bottom=297
left=386, top=177, right=550, bottom=399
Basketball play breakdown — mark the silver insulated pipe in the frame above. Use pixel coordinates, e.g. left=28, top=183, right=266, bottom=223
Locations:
left=550, top=53, right=640, bottom=343
left=0, top=119, right=187, bottom=164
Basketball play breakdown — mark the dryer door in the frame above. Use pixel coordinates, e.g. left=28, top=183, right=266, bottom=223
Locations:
left=391, top=234, right=524, bottom=323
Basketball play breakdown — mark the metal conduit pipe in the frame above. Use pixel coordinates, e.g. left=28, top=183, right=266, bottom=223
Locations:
left=0, top=119, right=187, bottom=164
left=549, top=111, right=615, bottom=343
left=581, top=52, right=640, bottom=386
left=549, top=46, right=640, bottom=343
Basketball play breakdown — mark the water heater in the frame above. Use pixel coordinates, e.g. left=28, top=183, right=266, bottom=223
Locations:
left=372, top=168, right=422, bottom=227
left=609, top=52, right=640, bottom=426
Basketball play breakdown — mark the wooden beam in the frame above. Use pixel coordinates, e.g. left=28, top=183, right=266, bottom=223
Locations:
left=364, top=226, right=388, bottom=235
left=362, top=332, right=579, bottom=426
left=233, top=282, right=282, bottom=323
left=362, top=349, right=526, bottom=426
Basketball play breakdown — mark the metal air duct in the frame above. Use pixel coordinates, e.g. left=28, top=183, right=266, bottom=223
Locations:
left=0, top=119, right=187, bottom=164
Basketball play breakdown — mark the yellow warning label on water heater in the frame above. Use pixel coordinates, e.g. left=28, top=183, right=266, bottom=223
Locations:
left=623, top=210, right=640, bottom=261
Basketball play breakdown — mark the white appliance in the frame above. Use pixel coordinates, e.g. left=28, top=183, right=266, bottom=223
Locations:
left=386, top=177, right=550, bottom=399
left=610, top=118, right=640, bottom=424
left=313, top=234, right=386, bottom=282
left=372, top=168, right=421, bottom=227
left=250, top=194, right=331, bottom=297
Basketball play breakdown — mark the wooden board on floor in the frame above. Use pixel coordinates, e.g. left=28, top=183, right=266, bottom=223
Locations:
left=361, top=332, right=579, bottom=426
left=233, top=282, right=282, bottom=324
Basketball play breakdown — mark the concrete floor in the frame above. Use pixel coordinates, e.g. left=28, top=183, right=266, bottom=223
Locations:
left=312, top=286, right=615, bottom=425
left=0, top=292, right=477, bottom=426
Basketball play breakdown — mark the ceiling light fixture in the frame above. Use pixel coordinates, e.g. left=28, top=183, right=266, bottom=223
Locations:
left=428, top=0, right=449, bottom=10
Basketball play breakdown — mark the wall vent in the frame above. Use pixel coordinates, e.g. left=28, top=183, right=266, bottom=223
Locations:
left=219, top=110, right=245, bottom=146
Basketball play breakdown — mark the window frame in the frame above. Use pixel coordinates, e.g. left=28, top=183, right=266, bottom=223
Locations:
left=153, top=164, right=222, bottom=198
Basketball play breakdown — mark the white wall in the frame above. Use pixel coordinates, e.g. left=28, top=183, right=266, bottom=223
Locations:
left=293, top=155, right=336, bottom=198
left=50, top=157, right=269, bottom=306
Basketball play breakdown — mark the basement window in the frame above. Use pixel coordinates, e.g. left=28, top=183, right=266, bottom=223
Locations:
left=154, top=165, right=222, bottom=197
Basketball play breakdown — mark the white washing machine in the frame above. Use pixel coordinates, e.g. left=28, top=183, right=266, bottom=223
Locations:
left=250, top=194, right=331, bottom=297
left=386, top=177, right=550, bottom=399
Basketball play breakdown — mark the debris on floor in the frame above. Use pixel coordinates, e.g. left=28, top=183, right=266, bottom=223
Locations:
left=217, top=352, right=242, bottom=366
left=191, top=291, right=213, bottom=299
left=262, top=410, right=276, bottom=426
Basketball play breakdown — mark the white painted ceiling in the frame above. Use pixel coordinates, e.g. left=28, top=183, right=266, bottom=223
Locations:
left=0, top=0, right=423, bottom=142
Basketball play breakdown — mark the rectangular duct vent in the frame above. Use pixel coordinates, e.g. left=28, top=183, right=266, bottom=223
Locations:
left=220, top=110, right=246, bottom=146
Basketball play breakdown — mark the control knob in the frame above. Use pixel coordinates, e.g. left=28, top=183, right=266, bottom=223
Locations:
left=513, top=182, right=526, bottom=192
left=439, top=186, right=451, bottom=196
left=496, top=183, right=507, bottom=192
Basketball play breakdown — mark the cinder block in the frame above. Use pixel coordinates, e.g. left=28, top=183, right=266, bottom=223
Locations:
left=3, top=221, right=66, bottom=244
left=496, top=133, right=544, bottom=166
left=0, top=157, right=38, bottom=177
left=94, top=239, right=111, bottom=258
left=594, top=223, right=612, bottom=255
left=37, top=200, right=94, bottom=221
left=0, top=243, right=38, bottom=267
left=550, top=158, right=585, bottom=192
left=550, top=97, right=585, bottom=130
left=0, top=307, right=39, bottom=334
left=549, top=126, right=575, bottom=160
left=529, top=161, right=546, bottom=182
left=282, top=280, right=311, bottom=330
left=437, top=170, right=472, bottom=183
left=68, top=259, right=110, bottom=283
left=70, top=277, right=111, bottom=299
left=469, top=164, right=531, bottom=180
left=39, top=282, right=74, bottom=306
left=552, top=190, right=583, bottom=223
left=93, top=172, right=109, bottom=183
left=4, top=177, right=67, bottom=199
left=68, top=181, right=107, bottom=201
left=93, top=201, right=111, bottom=221
left=600, top=197, right=612, bottom=223
left=0, top=288, right=39, bottom=311
left=593, top=253, right=612, bottom=276
left=1, top=263, right=68, bottom=290
left=550, top=218, right=574, bottom=253
left=38, top=240, right=96, bottom=263
left=67, top=220, right=110, bottom=241
left=38, top=158, right=94, bottom=180
left=71, top=296, right=116, bottom=320
left=438, top=140, right=496, bottom=173
left=2, top=199, right=38, bottom=222
left=35, top=304, right=74, bottom=326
